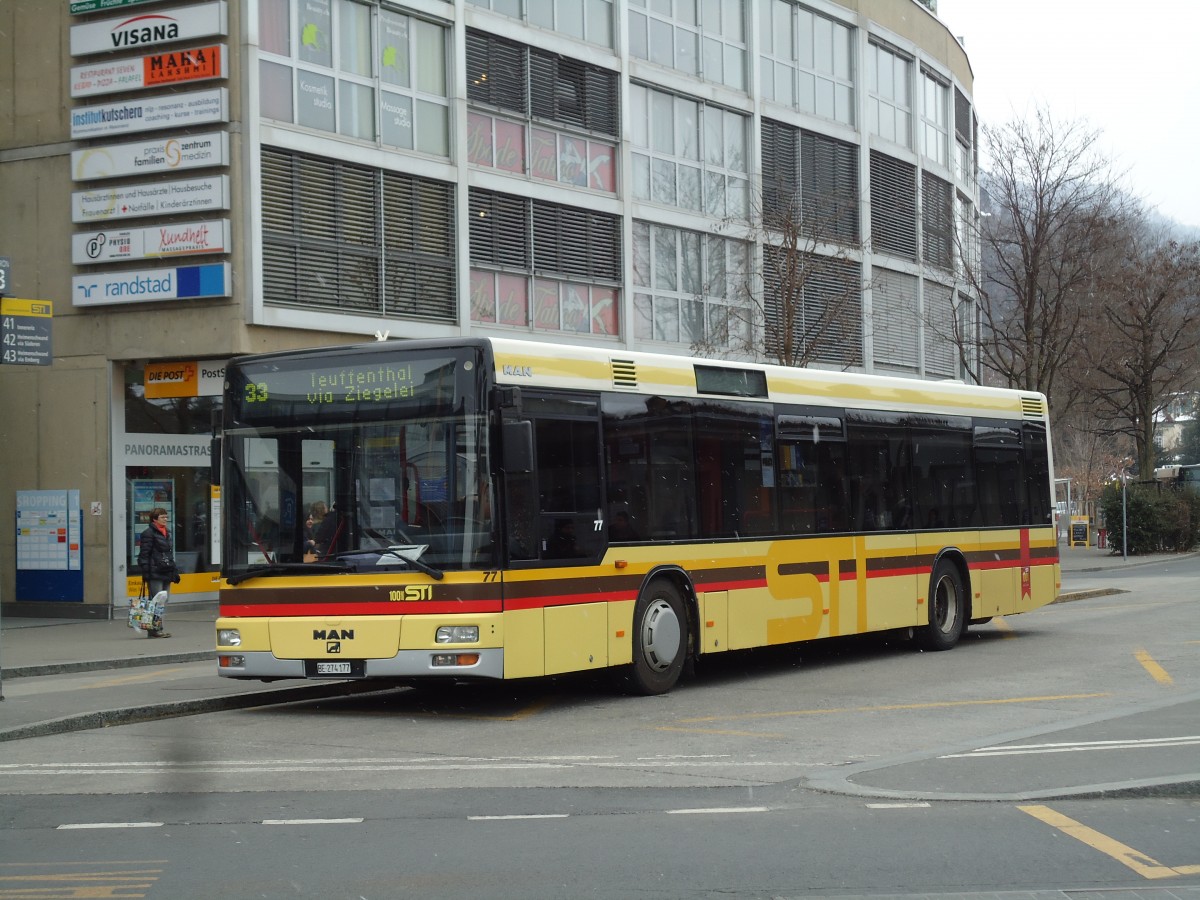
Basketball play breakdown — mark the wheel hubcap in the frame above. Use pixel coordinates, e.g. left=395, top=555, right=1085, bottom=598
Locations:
left=934, top=575, right=959, bottom=634
left=641, top=598, right=681, bottom=671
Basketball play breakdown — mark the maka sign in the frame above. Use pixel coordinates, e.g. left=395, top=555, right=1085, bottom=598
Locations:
left=70, top=2, right=228, bottom=56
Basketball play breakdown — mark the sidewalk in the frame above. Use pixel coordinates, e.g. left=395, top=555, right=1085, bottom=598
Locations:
left=0, top=547, right=1192, bottom=743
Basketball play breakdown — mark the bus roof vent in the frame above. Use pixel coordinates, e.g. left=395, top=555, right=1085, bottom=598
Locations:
left=1020, top=396, right=1046, bottom=419
left=611, top=358, right=638, bottom=389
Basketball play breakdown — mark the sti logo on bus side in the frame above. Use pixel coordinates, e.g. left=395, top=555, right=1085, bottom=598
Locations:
left=502, top=365, right=533, bottom=377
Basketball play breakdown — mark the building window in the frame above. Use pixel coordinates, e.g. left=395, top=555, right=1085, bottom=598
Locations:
left=261, top=146, right=456, bottom=322
left=465, top=31, right=619, bottom=194
left=628, top=0, right=747, bottom=92
left=632, top=222, right=749, bottom=349
left=922, top=171, right=953, bottom=272
left=921, top=69, right=949, bottom=168
left=924, top=281, right=955, bottom=378
left=257, top=0, right=451, bottom=157
left=629, top=84, right=748, bottom=218
left=467, top=31, right=618, bottom=136
left=763, top=247, right=861, bottom=366
left=466, top=113, right=617, bottom=193
left=955, top=192, right=975, bottom=276
left=759, top=1, right=854, bottom=126
left=469, top=189, right=621, bottom=336
left=761, top=118, right=859, bottom=242
left=867, top=41, right=911, bottom=149
left=872, top=267, right=918, bottom=372
left=870, top=150, right=917, bottom=261
left=467, top=0, right=614, bottom=48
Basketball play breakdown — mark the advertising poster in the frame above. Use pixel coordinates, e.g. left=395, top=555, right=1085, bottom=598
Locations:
left=15, top=489, right=83, bottom=602
left=130, top=479, right=174, bottom=565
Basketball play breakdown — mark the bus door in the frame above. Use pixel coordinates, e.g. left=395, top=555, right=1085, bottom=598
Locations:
left=845, top=412, right=916, bottom=631
left=502, top=392, right=604, bottom=564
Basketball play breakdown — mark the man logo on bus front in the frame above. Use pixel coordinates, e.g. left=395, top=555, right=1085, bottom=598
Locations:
left=327, top=641, right=342, bottom=654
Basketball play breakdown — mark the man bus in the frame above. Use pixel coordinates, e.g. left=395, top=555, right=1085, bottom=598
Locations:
left=216, top=337, right=1059, bottom=694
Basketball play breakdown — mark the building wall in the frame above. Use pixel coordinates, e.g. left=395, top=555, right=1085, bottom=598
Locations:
left=0, top=0, right=981, bottom=615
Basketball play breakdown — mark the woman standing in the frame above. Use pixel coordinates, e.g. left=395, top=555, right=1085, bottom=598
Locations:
left=137, top=507, right=180, bottom=638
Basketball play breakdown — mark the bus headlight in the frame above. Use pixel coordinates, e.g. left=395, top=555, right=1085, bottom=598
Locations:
left=435, top=625, right=479, bottom=644
left=218, top=629, right=242, bottom=647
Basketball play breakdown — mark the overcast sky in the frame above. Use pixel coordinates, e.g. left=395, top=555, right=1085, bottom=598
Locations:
left=934, top=0, right=1200, bottom=228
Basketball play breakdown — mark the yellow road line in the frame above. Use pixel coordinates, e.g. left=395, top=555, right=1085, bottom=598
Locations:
left=992, top=618, right=1016, bottom=638
left=1134, top=649, right=1174, bottom=685
left=403, top=696, right=557, bottom=722
left=86, top=668, right=187, bottom=689
left=656, top=726, right=791, bottom=739
left=677, top=693, right=1108, bottom=724
left=1018, top=804, right=1191, bottom=879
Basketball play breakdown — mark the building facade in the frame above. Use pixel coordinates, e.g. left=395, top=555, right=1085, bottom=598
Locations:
left=0, top=0, right=980, bottom=616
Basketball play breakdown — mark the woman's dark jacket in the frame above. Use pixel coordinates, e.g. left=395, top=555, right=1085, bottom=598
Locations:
left=138, top=525, right=179, bottom=581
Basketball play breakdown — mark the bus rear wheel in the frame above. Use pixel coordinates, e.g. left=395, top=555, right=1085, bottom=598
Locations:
left=917, top=560, right=965, bottom=651
left=621, top=580, right=688, bottom=695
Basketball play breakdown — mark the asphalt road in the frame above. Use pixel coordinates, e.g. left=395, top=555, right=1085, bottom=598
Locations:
left=1, top=555, right=1197, bottom=898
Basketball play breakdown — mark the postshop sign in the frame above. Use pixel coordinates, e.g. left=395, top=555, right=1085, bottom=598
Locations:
left=144, top=359, right=227, bottom=398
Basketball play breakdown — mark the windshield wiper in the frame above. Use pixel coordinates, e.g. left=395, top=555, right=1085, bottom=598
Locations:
left=377, top=547, right=444, bottom=581
left=227, top=561, right=351, bottom=585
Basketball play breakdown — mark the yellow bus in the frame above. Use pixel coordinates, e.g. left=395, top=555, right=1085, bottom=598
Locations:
left=216, top=337, right=1060, bottom=694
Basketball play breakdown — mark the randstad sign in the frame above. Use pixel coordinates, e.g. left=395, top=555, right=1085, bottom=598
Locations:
left=72, top=263, right=231, bottom=307
left=70, top=2, right=228, bottom=56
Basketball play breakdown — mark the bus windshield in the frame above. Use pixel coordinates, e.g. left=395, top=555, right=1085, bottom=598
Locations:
left=221, top=348, right=493, bottom=577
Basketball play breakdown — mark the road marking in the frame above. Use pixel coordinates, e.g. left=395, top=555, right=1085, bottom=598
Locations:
left=395, top=696, right=558, bottom=722
left=941, top=735, right=1200, bottom=758
left=262, top=818, right=363, bottom=825
left=656, top=726, right=792, bottom=738
left=666, top=807, right=769, bottom=815
left=0, top=756, right=812, bottom=777
left=675, top=693, right=1108, bottom=724
left=1018, top=804, right=1200, bottom=879
left=56, top=822, right=163, bottom=829
left=85, top=667, right=188, bottom=689
left=468, top=814, right=569, bottom=821
left=991, top=618, right=1016, bottom=638
left=866, top=802, right=931, bottom=808
left=1135, top=648, right=1174, bottom=685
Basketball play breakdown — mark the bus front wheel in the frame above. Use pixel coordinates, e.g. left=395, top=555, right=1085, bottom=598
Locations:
left=621, top=580, right=688, bottom=695
left=917, top=560, right=965, bottom=651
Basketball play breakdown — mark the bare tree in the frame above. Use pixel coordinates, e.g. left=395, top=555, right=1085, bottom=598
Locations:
left=699, top=122, right=866, bottom=368
left=1085, top=225, right=1200, bottom=478
left=1053, top=402, right=1134, bottom=505
left=970, top=109, right=1132, bottom=412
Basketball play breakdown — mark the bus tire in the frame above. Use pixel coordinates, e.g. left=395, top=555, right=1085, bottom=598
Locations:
left=621, top=580, right=688, bottom=695
left=917, top=560, right=965, bottom=651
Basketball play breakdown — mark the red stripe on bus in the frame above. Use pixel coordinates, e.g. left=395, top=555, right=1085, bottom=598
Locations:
left=219, top=600, right=502, bottom=617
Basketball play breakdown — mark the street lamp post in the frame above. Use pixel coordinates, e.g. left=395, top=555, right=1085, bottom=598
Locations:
left=1121, top=469, right=1128, bottom=562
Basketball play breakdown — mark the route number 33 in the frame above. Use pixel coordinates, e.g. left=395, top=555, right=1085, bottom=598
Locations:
left=244, top=382, right=269, bottom=403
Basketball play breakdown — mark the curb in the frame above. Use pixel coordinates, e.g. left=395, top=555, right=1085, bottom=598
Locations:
left=2, top=651, right=214, bottom=679
left=0, top=680, right=395, bottom=743
left=1053, top=588, right=1127, bottom=604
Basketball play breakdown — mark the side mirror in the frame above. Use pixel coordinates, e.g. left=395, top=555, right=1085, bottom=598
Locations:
left=502, top=421, right=533, bottom=473
left=209, top=434, right=222, bottom=486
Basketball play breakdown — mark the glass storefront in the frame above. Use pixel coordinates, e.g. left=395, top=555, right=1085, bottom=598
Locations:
left=116, top=361, right=224, bottom=604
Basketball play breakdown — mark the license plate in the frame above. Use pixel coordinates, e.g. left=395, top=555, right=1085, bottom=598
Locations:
left=315, top=662, right=351, bottom=675
left=305, top=659, right=365, bottom=678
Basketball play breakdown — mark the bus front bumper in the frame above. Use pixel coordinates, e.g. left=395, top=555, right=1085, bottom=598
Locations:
left=216, top=648, right=505, bottom=681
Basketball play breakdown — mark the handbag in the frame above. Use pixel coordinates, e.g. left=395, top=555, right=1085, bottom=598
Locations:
left=128, top=581, right=167, bottom=632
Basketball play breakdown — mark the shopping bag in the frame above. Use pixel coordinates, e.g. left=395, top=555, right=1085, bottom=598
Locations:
left=129, top=587, right=167, bottom=632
